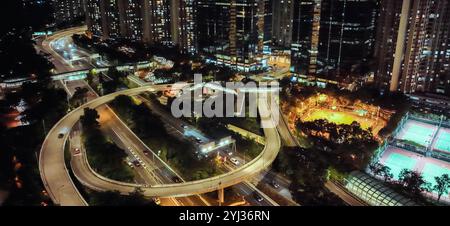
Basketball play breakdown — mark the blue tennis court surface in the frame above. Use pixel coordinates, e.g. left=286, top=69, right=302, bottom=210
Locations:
left=433, top=129, right=450, bottom=153
left=397, top=121, right=436, bottom=147
left=384, top=153, right=417, bottom=180
left=422, top=163, right=450, bottom=187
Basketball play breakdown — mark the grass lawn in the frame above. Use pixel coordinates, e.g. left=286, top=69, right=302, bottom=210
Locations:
left=304, top=109, right=372, bottom=130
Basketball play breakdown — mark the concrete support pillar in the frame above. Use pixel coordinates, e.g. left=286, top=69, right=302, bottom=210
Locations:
left=218, top=187, right=224, bottom=206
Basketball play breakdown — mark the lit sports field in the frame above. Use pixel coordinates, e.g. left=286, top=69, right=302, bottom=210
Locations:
left=432, top=127, right=450, bottom=153
left=396, top=120, right=438, bottom=147
left=304, top=109, right=374, bottom=130
left=380, top=147, right=450, bottom=190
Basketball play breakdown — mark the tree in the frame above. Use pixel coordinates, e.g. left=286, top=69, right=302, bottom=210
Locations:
left=111, top=95, right=134, bottom=119
left=214, top=66, right=234, bottom=81
left=369, top=162, right=393, bottom=183
left=70, top=87, right=89, bottom=107
left=398, top=169, right=430, bottom=197
left=381, top=166, right=393, bottom=183
left=89, top=189, right=156, bottom=206
left=0, top=1, right=70, bottom=206
left=107, top=66, right=125, bottom=80
left=433, top=174, right=450, bottom=202
left=102, top=80, right=118, bottom=94
left=132, top=104, right=166, bottom=138
left=80, top=108, right=100, bottom=129
left=86, top=70, right=96, bottom=85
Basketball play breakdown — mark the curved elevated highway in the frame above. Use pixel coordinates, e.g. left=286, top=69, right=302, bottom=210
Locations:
left=39, top=26, right=87, bottom=73
left=40, top=85, right=281, bottom=206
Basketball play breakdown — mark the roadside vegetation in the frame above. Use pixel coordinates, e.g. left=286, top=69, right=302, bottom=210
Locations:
left=296, top=119, right=379, bottom=172
left=163, top=90, right=265, bottom=160
left=272, top=146, right=346, bottom=206
left=89, top=189, right=156, bottom=206
left=0, top=84, right=68, bottom=205
left=80, top=108, right=134, bottom=182
left=109, top=95, right=220, bottom=181
left=85, top=67, right=130, bottom=96
left=0, top=7, right=69, bottom=204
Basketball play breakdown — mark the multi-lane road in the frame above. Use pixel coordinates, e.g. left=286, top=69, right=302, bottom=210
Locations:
left=40, top=85, right=281, bottom=205
left=95, top=105, right=210, bottom=206
left=62, top=78, right=208, bottom=206
left=53, top=53, right=211, bottom=205
left=38, top=27, right=284, bottom=206
left=36, top=26, right=88, bottom=73
left=137, top=95, right=284, bottom=206
left=44, top=31, right=215, bottom=206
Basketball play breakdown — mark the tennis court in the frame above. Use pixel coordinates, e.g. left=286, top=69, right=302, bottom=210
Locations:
left=379, top=147, right=450, bottom=191
left=432, top=127, right=450, bottom=153
left=396, top=120, right=437, bottom=147
left=381, top=150, right=418, bottom=180
left=422, top=163, right=450, bottom=187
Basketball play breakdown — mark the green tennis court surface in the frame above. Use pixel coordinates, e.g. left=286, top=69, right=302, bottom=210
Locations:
left=434, top=129, right=450, bottom=153
left=384, top=153, right=417, bottom=180
left=398, top=122, right=436, bottom=147
left=422, top=163, right=450, bottom=187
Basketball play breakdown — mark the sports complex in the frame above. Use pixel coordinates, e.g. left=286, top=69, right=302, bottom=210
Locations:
left=373, top=113, right=450, bottom=202
left=288, top=93, right=392, bottom=136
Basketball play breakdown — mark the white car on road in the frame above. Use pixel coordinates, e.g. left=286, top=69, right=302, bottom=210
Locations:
left=230, top=158, right=240, bottom=166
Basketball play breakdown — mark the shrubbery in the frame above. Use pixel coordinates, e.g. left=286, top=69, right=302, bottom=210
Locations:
left=80, top=108, right=134, bottom=182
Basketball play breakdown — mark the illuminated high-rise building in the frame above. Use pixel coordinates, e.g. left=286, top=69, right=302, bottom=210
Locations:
left=170, top=0, right=197, bottom=54
left=291, top=0, right=378, bottom=84
left=85, top=0, right=121, bottom=39
left=272, top=0, right=293, bottom=48
left=375, top=0, right=450, bottom=94
left=53, top=0, right=85, bottom=25
left=118, top=0, right=144, bottom=40
left=85, top=0, right=196, bottom=53
left=291, top=0, right=321, bottom=78
left=85, top=0, right=104, bottom=37
left=142, top=0, right=172, bottom=45
left=196, top=0, right=272, bottom=71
